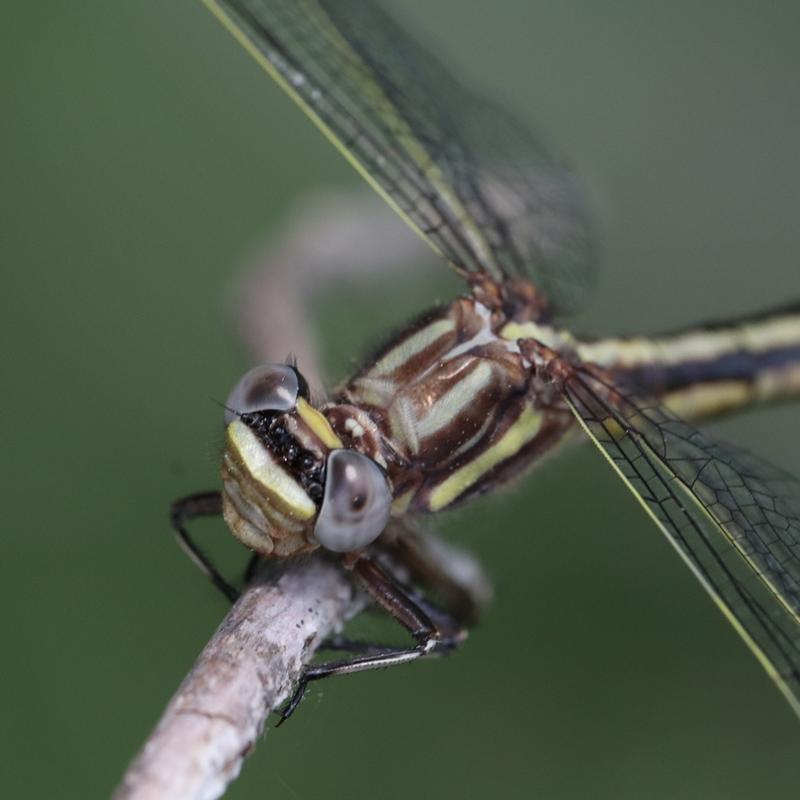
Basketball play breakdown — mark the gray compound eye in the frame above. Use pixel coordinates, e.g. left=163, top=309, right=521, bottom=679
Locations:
left=314, top=450, right=392, bottom=553
left=224, top=364, right=300, bottom=424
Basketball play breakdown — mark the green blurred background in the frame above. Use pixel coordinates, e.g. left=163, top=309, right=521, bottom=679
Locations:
left=3, top=1, right=800, bottom=797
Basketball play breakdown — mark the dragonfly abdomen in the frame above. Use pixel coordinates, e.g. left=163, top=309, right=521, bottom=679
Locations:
left=576, top=301, right=800, bottom=421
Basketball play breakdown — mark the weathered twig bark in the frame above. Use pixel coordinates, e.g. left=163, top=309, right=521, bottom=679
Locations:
left=113, top=557, right=367, bottom=800
left=114, top=536, right=490, bottom=800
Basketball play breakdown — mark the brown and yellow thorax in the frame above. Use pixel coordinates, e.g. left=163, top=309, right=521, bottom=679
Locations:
left=335, top=294, right=575, bottom=514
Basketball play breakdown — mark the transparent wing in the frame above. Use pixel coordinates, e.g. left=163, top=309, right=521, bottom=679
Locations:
left=202, top=0, right=595, bottom=313
left=563, top=366, right=800, bottom=714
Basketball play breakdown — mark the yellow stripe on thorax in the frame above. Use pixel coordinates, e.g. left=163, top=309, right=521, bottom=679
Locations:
left=371, top=318, right=455, bottom=377
left=416, top=361, right=493, bottom=439
left=428, top=405, right=542, bottom=511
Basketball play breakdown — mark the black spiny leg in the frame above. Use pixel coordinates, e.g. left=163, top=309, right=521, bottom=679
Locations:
left=278, top=554, right=468, bottom=725
left=170, top=491, right=239, bottom=604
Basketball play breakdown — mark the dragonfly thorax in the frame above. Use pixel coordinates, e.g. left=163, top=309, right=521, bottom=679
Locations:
left=339, top=294, right=575, bottom=513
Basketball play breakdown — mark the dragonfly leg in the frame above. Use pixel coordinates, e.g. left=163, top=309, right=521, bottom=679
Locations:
left=170, top=491, right=240, bottom=604
left=243, top=552, right=261, bottom=585
left=316, top=526, right=488, bottom=659
left=316, top=634, right=400, bottom=654
left=278, top=554, right=467, bottom=725
left=383, top=526, right=491, bottom=628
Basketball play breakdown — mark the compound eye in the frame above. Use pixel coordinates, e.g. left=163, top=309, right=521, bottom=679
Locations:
left=224, top=364, right=300, bottom=424
left=314, top=450, right=392, bottom=553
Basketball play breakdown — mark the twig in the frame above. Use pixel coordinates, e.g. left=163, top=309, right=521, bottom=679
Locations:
left=114, top=538, right=490, bottom=800
left=113, top=557, right=367, bottom=800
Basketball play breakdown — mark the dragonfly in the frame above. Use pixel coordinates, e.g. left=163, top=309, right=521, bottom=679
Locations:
left=172, top=0, right=800, bottom=724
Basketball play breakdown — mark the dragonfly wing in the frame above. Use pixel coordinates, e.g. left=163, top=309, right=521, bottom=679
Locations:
left=563, top=366, right=800, bottom=714
left=201, top=0, right=595, bottom=313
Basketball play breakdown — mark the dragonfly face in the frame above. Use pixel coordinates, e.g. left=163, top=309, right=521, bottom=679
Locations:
left=221, top=363, right=393, bottom=556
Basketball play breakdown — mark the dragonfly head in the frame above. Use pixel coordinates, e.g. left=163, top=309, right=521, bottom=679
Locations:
left=220, top=364, right=392, bottom=557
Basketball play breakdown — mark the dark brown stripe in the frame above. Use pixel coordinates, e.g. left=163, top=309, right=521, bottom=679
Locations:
left=620, top=344, right=800, bottom=397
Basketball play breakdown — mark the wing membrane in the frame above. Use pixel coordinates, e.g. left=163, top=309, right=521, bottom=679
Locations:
left=563, top=367, right=800, bottom=714
left=202, top=0, right=594, bottom=312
